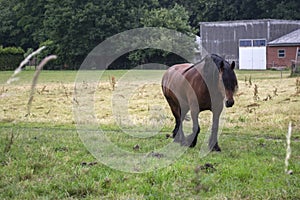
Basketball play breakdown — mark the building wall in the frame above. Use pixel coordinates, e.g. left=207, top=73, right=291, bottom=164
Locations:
left=200, top=20, right=269, bottom=61
left=267, top=46, right=300, bottom=68
left=200, top=19, right=300, bottom=65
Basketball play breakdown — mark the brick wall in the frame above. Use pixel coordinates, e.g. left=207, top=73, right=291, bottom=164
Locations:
left=267, top=46, right=300, bottom=68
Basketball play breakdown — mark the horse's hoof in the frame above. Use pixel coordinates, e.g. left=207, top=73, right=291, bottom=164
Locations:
left=212, top=144, right=221, bottom=152
left=175, top=139, right=188, bottom=147
left=189, top=142, right=197, bottom=148
left=179, top=140, right=196, bottom=148
left=179, top=141, right=186, bottom=146
left=173, top=138, right=182, bottom=144
left=173, top=140, right=181, bottom=144
left=185, top=135, right=197, bottom=148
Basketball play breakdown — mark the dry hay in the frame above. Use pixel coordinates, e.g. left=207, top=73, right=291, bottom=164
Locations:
left=0, top=71, right=300, bottom=136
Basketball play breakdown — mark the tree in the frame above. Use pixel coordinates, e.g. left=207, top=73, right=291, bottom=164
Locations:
left=125, top=4, right=195, bottom=66
left=13, top=0, right=47, bottom=49
left=258, top=0, right=300, bottom=19
left=0, top=0, right=22, bottom=47
left=42, top=0, right=161, bottom=68
left=1, top=0, right=300, bottom=69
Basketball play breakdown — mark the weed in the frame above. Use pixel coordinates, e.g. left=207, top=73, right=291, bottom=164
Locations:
left=253, top=84, right=259, bottom=101
left=109, top=75, right=116, bottom=91
left=3, top=129, right=18, bottom=154
left=249, top=75, right=252, bottom=86
left=244, top=75, right=252, bottom=87
left=60, top=82, right=69, bottom=98
left=263, top=94, right=272, bottom=101
left=296, top=78, right=300, bottom=94
left=273, top=87, right=278, bottom=96
left=238, top=115, right=247, bottom=122
left=0, top=86, right=6, bottom=96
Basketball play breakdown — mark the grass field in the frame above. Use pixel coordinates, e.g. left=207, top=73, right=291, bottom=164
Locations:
left=0, top=69, right=300, bottom=199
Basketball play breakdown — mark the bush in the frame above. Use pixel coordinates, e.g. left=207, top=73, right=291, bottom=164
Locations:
left=0, top=46, right=25, bottom=70
left=37, top=40, right=64, bottom=70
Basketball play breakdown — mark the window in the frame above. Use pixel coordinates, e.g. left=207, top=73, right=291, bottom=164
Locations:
left=239, top=40, right=252, bottom=47
left=253, top=39, right=266, bottom=47
left=298, top=49, right=300, bottom=57
left=278, top=49, right=285, bottom=58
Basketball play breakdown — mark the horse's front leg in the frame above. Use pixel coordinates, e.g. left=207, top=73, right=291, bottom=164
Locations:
left=209, top=110, right=222, bottom=152
left=186, top=106, right=200, bottom=147
left=173, top=123, right=185, bottom=144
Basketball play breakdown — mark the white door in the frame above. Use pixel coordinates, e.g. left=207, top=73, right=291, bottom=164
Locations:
left=239, top=39, right=266, bottom=70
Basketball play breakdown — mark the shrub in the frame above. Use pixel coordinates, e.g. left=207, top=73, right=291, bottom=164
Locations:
left=0, top=46, right=25, bottom=70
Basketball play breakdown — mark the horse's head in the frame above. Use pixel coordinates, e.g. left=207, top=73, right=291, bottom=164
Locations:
left=219, top=60, right=238, bottom=107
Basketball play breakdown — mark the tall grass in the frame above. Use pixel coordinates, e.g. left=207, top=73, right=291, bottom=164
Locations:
left=285, top=122, right=293, bottom=174
left=27, top=55, right=57, bottom=115
left=6, top=46, right=46, bottom=84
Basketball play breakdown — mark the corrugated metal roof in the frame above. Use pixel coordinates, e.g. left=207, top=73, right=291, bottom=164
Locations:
left=199, top=19, right=300, bottom=26
left=268, top=29, right=300, bottom=46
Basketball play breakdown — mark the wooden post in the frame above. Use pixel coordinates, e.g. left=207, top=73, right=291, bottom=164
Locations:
left=291, top=61, right=295, bottom=76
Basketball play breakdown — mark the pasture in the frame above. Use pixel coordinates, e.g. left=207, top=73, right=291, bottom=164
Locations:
left=0, top=69, right=300, bottom=199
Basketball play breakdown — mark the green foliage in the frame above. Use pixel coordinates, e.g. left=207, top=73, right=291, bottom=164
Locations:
left=126, top=4, right=195, bottom=66
left=0, top=46, right=24, bottom=55
left=36, top=40, right=63, bottom=70
left=0, top=46, right=24, bottom=70
left=0, top=0, right=300, bottom=69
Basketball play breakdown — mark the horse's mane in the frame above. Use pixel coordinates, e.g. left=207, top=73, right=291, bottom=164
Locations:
left=182, top=58, right=204, bottom=74
left=210, top=54, right=231, bottom=69
left=183, top=54, right=228, bottom=74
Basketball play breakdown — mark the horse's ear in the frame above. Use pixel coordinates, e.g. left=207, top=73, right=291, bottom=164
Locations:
left=219, top=61, right=224, bottom=72
left=231, top=61, right=235, bottom=70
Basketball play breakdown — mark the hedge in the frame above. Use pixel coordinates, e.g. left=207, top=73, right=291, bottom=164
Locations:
left=0, top=46, right=25, bottom=70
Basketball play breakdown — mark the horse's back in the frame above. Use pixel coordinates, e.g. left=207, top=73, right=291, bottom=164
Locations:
left=162, top=63, right=193, bottom=84
left=169, top=63, right=194, bottom=73
left=162, top=63, right=198, bottom=103
left=162, top=63, right=193, bottom=88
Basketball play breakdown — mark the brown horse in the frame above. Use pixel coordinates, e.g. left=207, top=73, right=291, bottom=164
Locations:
left=161, top=54, right=238, bottom=151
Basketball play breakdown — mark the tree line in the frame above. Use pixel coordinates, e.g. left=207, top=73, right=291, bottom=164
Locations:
left=0, top=0, right=299, bottom=69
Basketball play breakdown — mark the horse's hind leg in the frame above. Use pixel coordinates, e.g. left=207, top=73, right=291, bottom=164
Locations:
left=165, top=96, right=181, bottom=140
left=173, top=107, right=188, bottom=144
left=164, top=94, right=188, bottom=144
left=167, top=99, right=180, bottom=138
left=172, top=113, right=180, bottom=139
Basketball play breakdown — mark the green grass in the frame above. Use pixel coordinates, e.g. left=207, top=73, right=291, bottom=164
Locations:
left=0, top=69, right=300, bottom=199
left=0, top=69, right=128, bottom=84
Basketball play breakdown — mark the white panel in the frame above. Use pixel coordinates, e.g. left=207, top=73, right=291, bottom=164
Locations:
left=252, top=47, right=266, bottom=70
left=239, top=47, right=253, bottom=69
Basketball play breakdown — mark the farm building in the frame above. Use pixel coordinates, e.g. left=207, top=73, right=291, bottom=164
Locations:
left=199, top=19, right=300, bottom=69
left=268, top=29, right=300, bottom=69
